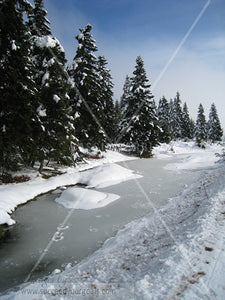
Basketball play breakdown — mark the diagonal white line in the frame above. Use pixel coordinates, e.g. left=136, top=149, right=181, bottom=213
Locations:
left=119, top=159, right=213, bottom=296
left=116, top=0, right=211, bottom=144
left=24, top=208, right=76, bottom=283
left=151, top=0, right=211, bottom=91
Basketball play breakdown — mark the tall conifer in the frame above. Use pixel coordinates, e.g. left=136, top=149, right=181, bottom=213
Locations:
left=182, top=102, right=193, bottom=139
left=70, top=24, right=106, bottom=150
left=157, top=96, right=172, bottom=143
left=0, top=0, right=34, bottom=171
left=28, top=0, right=76, bottom=170
left=97, top=55, right=115, bottom=142
left=172, top=92, right=183, bottom=139
left=195, top=103, right=207, bottom=146
left=207, top=103, right=223, bottom=143
left=120, top=56, right=159, bottom=156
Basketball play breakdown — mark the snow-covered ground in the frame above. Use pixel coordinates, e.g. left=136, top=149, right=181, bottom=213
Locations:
left=55, top=187, right=120, bottom=210
left=1, top=141, right=225, bottom=299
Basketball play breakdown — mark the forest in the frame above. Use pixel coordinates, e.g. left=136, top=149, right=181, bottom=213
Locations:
left=0, top=0, right=223, bottom=173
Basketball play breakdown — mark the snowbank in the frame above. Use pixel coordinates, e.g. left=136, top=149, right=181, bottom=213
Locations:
left=79, top=163, right=142, bottom=188
left=153, top=140, right=222, bottom=157
left=55, top=187, right=119, bottom=210
left=154, top=141, right=223, bottom=171
left=0, top=151, right=139, bottom=225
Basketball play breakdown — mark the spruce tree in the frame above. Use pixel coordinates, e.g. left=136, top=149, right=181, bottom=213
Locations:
left=114, top=100, right=122, bottom=141
left=172, top=92, right=184, bottom=139
left=69, top=24, right=106, bottom=150
left=195, top=103, right=207, bottom=147
left=157, top=96, right=172, bottom=143
left=0, top=0, right=35, bottom=172
left=168, top=99, right=175, bottom=140
left=182, top=102, right=193, bottom=140
left=120, top=56, right=159, bottom=156
left=118, top=75, right=132, bottom=144
left=189, top=118, right=196, bottom=140
left=207, top=103, right=223, bottom=143
left=120, top=75, right=132, bottom=116
left=28, top=0, right=51, bottom=36
left=28, top=0, right=76, bottom=171
left=97, top=55, right=115, bottom=142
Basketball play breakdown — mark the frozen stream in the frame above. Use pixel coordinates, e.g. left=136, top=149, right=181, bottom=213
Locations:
left=0, top=155, right=208, bottom=294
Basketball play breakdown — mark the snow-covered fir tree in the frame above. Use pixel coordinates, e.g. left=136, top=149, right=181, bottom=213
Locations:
left=195, top=103, right=207, bottom=147
left=28, top=0, right=51, bottom=36
left=114, top=100, right=122, bottom=141
left=69, top=24, right=106, bottom=150
left=168, top=99, right=175, bottom=140
left=120, top=56, right=160, bottom=156
left=207, top=103, right=223, bottom=143
left=28, top=0, right=76, bottom=171
left=189, top=119, right=196, bottom=140
left=171, top=92, right=184, bottom=139
left=120, top=75, right=132, bottom=116
left=182, top=102, right=194, bottom=140
left=97, top=55, right=115, bottom=142
left=157, top=96, right=172, bottom=143
left=0, top=0, right=35, bottom=172
left=118, top=75, right=132, bottom=143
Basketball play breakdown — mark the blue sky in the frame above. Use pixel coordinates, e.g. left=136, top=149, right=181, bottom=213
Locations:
left=44, top=0, right=225, bottom=130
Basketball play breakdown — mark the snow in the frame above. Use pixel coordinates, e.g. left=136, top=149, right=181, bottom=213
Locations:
left=1, top=141, right=225, bottom=299
left=36, top=105, right=47, bottom=117
left=34, top=36, right=64, bottom=52
left=0, top=151, right=138, bottom=226
left=11, top=40, right=17, bottom=51
left=74, top=111, right=80, bottom=119
left=153, top=141, right=223, bottom=164
left=3, top=160, right=225, bottom=299
left=47, top=58, right=55, bottom=66
left=2, top=124, right=6, bottom=132
left=41, top=72, right=49, bottom=85
left=78, top=163, right=142, bottom=188
left=0, top=210, right=15, bottom=226
left=78, top=33, right=84, bottom=40
left=55, top=187, right=119, bottom=210
left=53, top=94, right=60, bottom=103
left=65, top=93, right=70, bottom=99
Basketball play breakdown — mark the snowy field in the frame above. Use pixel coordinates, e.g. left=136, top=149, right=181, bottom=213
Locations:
left=1, top=141, right=225, bottom=299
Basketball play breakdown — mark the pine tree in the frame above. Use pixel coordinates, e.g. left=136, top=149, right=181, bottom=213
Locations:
left=182, top=102, right=193, bottom=140
left=0, top=0, right=35, bottom=172
left=97, top=55, right=115, bottom=142
left=114, top=100, right=122, bottom=141
left=168, top=99, right=175, bottom=140
left=207, top=103, right=223, bottom=143
left=120, top=56, right=159, bottom=156
left=189, top=118, right=196, bottom=140
left=195, top=103, right=207, bottom=147
left=172, top=92, right=184, bottom=139
left=157, top=96, right=172, bottom=143
left=120, top=75, right=132, bottom=116
left=118, top=75, right=132, bottom=143
left=69, top=24, right=106, bottom=150
left=28, top=0, right=51, bottom=36
left=28, top=0, right=76, bottom=171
